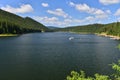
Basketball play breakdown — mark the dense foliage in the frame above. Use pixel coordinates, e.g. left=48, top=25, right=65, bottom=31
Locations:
left=0, top=9, right=49, bottom=34
left=55, top=24, right=104, bottom=33
left=98, top=22, right=120, bottom=36
left=66, top=60, right=120, bottom=80
left=56, top=22, right=120, bottom=36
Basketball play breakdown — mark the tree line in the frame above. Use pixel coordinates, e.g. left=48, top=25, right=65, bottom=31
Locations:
left=55, top=22, right=120, bottom=37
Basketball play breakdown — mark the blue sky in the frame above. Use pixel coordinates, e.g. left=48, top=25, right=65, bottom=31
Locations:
left=0, top=0, right=120, bottom=27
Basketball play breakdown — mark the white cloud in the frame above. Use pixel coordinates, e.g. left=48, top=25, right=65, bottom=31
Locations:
left=41, top=3, right=49, bottom=7
left=69, top=2, right=93, bottom=13
left=32, top=2, right=112, bottom=27
left=95, top=14, right=107, bottom=19
left=93, top=9, right=105, bottom=15
left=106, top=10, right=111, bottom=14
left=1, top=4, right=33, bottom=14
left=85, top=16, right=95, bottom=21
left=33, top=16, right=71, bottom=26
left=114, top=8, right=120, bottom=16
left=32, top=16, right=97, bottom=27
left=69, top=2, right=110, bottom=19
left=75, top=4, right=91, bottom=13
left=99, top=0, right=120, bottom=5
left=33, top=16, right=59, bottom=24
left=47, top=8, right=69, bottom=18
left=69, top=2, right=75, bottom=6
left=33, top=16, right=62, bottom=26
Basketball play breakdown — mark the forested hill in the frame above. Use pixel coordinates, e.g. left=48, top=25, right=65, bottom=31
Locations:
left=0, top=9, right=49, bottom=34
left=55, top=24, right=104, bottom=33
left=98, top=22, right=120, bottom=36
left=55, top=22, right=120, bottom=36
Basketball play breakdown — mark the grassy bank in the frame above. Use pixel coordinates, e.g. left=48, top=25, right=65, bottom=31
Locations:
left=0, top=34, right=18, bottom=37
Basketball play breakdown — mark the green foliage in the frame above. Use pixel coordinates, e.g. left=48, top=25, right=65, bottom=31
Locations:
left=66, top=71, right=109, bottom=80
left=55, top=24, right=104, bottom=33
left=112, top=60, right=120, bottom=79
left=94, top=74, right=110, bottom=80
left=98, top=22, right=120, bottom=36
left=67, top=70, right=93, bottom=80
left=66, top=60, right=120, bottom=80
left=0, top=9, right=49, bottom=34
left=56, top=22, right=120, bottom=37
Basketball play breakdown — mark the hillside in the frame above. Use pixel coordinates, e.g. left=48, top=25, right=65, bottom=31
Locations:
left=55, top=24, right=104, bottom=33
left=98, top=22, right=120, bottom=36
left=47, top=26, right=59, bottom=29
left=0, top=9, right=49, bottom=34
left=55, top=22, right=120, bottom=37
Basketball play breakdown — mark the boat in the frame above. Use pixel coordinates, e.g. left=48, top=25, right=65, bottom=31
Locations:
left=69, top=37, right=74, bottom=40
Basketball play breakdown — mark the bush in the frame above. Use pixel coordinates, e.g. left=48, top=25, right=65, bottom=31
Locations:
left=66, top=60, right=120, bottom=80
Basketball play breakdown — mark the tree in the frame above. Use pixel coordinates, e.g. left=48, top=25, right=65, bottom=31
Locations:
left=66, top=60, right=120, bottom=80
left=112, top=60, right=120, bottom=80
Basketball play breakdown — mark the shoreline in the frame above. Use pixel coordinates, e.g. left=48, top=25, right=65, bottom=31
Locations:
left=68, top=31, right=94, bottom=34
left=0, top=34, right=18, bottom=37
left=96, top=33, right=120, bottom=40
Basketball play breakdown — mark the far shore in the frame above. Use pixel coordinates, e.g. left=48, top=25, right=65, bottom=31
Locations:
left=96, top=33, right=120, bottom=40
left=0, top=34, right=18, bottom=37
left=68, top=31, right=94, bottom=34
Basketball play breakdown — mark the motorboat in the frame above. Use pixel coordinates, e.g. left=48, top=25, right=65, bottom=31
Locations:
left=69, top=37, right=74, bottom=40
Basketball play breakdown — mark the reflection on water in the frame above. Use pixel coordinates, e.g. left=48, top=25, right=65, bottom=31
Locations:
left=0, top=32, right=120, bottom=80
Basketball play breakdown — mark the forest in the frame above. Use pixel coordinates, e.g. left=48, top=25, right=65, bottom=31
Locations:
left=55, top=22, right=120, bottom=37
left=0, top=9, right=49, bottom=34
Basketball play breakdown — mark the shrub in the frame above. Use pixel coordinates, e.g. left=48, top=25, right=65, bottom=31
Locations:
left=66, top=60, right=120, bottom=80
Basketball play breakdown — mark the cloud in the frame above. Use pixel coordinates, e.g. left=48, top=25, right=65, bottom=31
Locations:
left=47, top=8, right=69, bottom=18
left=72, top=3, right=91, bottom=13
left=85, top=16, right=95, bottom=21
left=41, top=3, right=49, bottom=7
left=114, top=8, right=120, bottom=16
left=69, top=2, right=110, bottom=19
left=32, top=2, right=111, bottom=27
left=33, top=16, right=70, bottom=26
left=99, top=0, right=120, bottom=5
left=106, top=10, right=111, bottom=14
left=33, top=16, right=58, bottom=24
left=1, top=4, right=33, bottom=14
left=32, top=16, right=97, bottom=27
left=69, top=2, right=75, bottom=6
left=69, top=2, right=93, bottom=13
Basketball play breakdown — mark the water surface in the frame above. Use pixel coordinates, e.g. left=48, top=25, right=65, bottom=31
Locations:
left=0, top=32, right=120, bottom=80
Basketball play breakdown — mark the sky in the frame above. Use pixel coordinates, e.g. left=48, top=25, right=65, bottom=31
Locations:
left=0, top=0, right=120, bottom=28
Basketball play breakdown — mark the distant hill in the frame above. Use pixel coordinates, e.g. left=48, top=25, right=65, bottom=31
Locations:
left=55, top=24, right=104, bottom=33
left=0, top=9, right=49, bottom=34
left=98, top=22, right=120, bottom=36
left=56, top=22, right=120, bottom=36
left=47, top=26, right=59, bottom=29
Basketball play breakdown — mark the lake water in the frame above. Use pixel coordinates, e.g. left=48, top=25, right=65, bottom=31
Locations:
left=0, top=32, right=120, bottom=80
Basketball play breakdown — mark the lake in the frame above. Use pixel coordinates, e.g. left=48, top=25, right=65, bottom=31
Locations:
left=0, top=32, right=120, bottom=80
